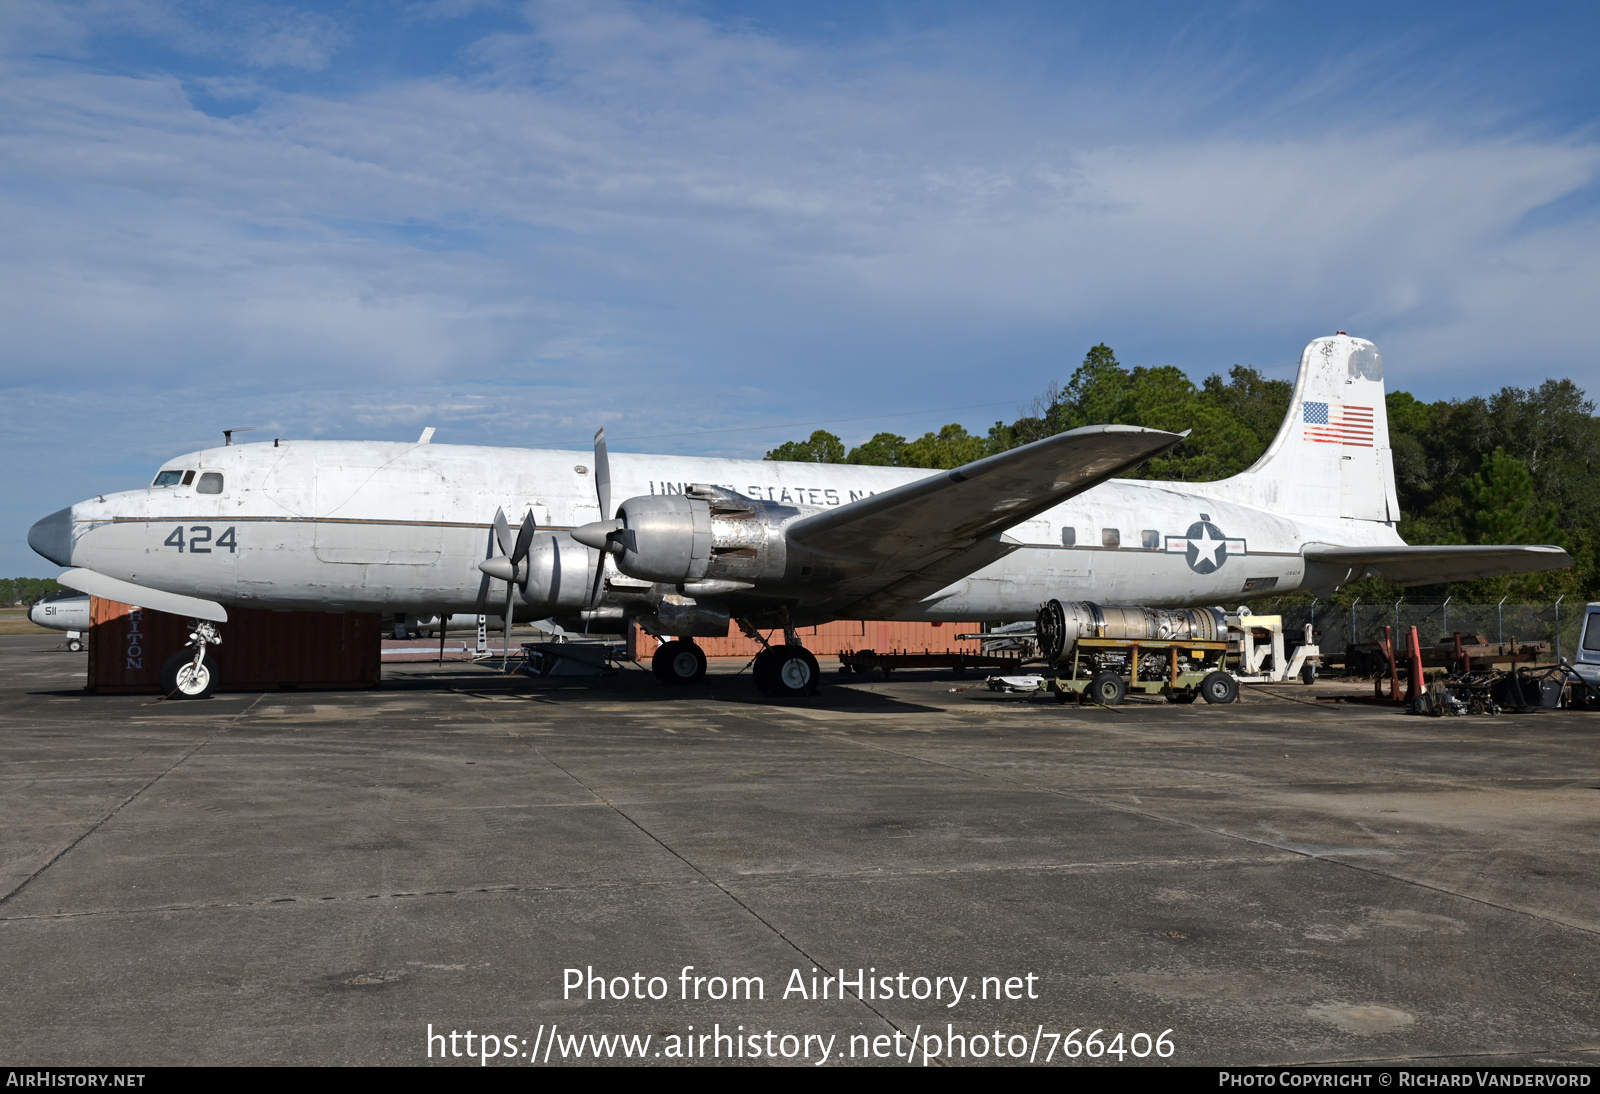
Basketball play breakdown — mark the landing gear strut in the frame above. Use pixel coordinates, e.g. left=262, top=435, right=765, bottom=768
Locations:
left=652, top=639, right=707, bottom=684
left=160, top=620, right=222, bottom=699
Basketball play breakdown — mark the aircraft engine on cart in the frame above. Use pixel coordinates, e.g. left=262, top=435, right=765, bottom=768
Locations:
left=572, top=485, right=789, bottom=590
left=1036, top=599, right=1225, bottom=662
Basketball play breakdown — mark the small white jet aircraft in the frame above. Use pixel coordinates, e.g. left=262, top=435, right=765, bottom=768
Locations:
left=28, top=334, right=1568, bottom=697
left=28, top=592, right=91, bottom=651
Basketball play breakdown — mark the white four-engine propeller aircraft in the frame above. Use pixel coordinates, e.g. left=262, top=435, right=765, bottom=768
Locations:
left=28, top=334, right=1569, bottom=698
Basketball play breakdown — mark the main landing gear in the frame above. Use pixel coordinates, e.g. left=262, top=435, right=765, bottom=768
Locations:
left=652, top=639, right=708, bottom=684
left=735, top=614, right=820, bottom=698
left=752, top=645, right=820, bottom=697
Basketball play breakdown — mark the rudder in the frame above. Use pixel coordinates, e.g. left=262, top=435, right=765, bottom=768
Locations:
left=1206, top=334, right=1399, bottom=522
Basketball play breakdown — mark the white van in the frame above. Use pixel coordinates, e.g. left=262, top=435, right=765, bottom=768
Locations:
left=1571, top=602, right=1600, bottom=696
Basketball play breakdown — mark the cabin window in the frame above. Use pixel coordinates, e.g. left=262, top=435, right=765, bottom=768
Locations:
left=196, top=472, right=224, bottom=495
left=1141, top=529, right=1160, bottom=549
left=1583, top=615, right=1600, bottom=652
left=1060, top=527, right=1076, bottom=547
left=152, top=470, right=184, bottom=487
left=1101, top=528, right=1120, bottom=548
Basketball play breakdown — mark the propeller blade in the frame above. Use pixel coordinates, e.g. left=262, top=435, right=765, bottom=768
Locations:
left=503, top=579, right=515, bottom=671
left=586, top=548, right=606, bottom=611
left=593, top=428, right=611, bottom=519
left=493, top=507, right=513, bottom=559
left=512, top=509, right=536, bottom=566
left=473, top=525, right=495, bottom=612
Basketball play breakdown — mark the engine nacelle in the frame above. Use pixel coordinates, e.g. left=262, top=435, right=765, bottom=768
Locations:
left=575, top=485, right=789, bottom=588
left=518, top=533, right=601, bottom=615
left=612, top=494, right=713, bottom=583
left=1036, top=600, right=1225, bottom=662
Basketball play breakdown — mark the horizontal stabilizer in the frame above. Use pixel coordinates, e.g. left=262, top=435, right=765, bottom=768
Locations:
left=1302, top=544, right=1570, bottom=587
left=57, top=568, right=229, bottom=622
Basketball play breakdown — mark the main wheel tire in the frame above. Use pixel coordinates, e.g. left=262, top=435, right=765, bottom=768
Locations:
left=1300, top=661, right=1317, bottom=685
left=1088, top=671, right=1126, bottom=706
left=757, top=645, right=819, bottom=697
left=160, top=649, right=218, bottom=699
left=1200, top=670, right=1238, bottom=704
left=653, top=640, right=707, bottom=684
left=751, top=647, right=777, bottom=693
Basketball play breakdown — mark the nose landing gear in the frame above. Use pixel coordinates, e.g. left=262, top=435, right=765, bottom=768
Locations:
left=160, top=620, right=222, bottom=699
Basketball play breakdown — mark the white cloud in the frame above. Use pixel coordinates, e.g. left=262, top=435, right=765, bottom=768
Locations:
left=3, top=0, right=1600, bottom=570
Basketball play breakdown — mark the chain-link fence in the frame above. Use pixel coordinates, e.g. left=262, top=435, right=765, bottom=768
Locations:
left=1247, top=599, right=1587, bottom=662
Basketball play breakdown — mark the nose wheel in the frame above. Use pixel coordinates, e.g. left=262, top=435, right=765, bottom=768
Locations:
left=159, top=619, right=223, bottom=700
left=160, top=649, right=219, bottom=699
left=652, top=640, right=707, bottom=684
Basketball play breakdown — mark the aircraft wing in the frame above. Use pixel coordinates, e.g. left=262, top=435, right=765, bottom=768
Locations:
left=1302, top=544, right=1571, bottom=587
left=785, top=424, right=1184, bottom=614
left=58, top=568, right=229, bottom=622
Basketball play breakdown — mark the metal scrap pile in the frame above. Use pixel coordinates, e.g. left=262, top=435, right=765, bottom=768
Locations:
left=1410, top=663, right=1574, bottom=716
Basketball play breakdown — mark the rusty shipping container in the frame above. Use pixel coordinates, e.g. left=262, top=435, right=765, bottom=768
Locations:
left=633, top=619, right=983, bottom=661
left=87, top=597, right=381, bottom=694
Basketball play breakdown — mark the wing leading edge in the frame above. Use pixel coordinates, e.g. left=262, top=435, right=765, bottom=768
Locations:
left=786, top=424, right=1185, bottom=617
left=1302, top=544, right=1571, bottom=587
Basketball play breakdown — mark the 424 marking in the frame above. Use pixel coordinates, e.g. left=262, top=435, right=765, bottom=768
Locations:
left=162, top=526, right=237, bottom=554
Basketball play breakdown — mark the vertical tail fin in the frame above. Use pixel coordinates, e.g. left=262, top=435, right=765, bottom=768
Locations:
left=1206, top=334, right=1400, bottom=522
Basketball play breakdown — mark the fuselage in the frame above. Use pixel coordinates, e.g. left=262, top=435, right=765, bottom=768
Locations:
left=28, top=593, right=91, bottom=633
left=39, top=438, right=1405, bottom=622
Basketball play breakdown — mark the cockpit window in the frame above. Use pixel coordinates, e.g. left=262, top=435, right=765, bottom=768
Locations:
left=152, top=470, right=184, bottom=487
left=196, top=472, right=224, bottom=494
left=182, top=470, right=195, bottom=485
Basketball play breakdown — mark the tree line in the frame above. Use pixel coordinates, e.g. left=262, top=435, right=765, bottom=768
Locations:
left=765, top=345, right=1599, bottom=601
left=1, top=577, right=65, bottom=607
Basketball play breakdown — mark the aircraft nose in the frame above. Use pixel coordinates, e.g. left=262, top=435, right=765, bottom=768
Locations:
left=28, top=506, right=73, bottom=567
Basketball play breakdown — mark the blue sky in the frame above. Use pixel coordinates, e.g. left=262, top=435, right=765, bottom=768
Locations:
left=3, top=1, right=1598, bottom=575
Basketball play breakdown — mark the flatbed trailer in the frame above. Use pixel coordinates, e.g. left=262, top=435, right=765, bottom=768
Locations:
left=1049, top=635, right=1235, bottom=705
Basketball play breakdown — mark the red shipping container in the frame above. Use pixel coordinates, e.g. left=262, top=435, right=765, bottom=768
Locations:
left=87, top=597, right=381, bottom=694
left=632, top=619, right=982, bottom=661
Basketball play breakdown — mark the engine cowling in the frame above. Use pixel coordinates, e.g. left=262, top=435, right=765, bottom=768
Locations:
left=518, top=533, right=600, bottom=615
left=572, top=485, right=788, bottom=588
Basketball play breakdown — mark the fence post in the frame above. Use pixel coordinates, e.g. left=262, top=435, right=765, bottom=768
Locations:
left=1442, top=596, right=1450, bottom=640
left=1556, top=595, right=1565, bottom=662
left=1351, top=597, right=1360, bottom=645
left=1394, top=598, right=1402, bottom=635
left=1497, top=596, right=1506, bottom=645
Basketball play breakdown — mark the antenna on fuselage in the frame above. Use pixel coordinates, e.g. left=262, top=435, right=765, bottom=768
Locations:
left=222, top=427, right=259, bottom=446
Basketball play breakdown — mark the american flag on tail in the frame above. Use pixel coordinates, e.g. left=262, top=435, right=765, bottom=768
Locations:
left=1302, top=402, right=1374, bottom=446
